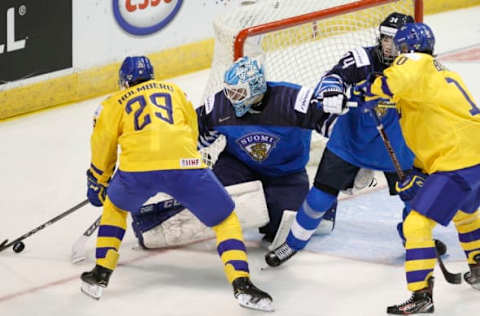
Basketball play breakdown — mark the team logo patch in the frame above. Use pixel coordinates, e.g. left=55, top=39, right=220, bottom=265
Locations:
left=113, top=0, right=183, bottom=36
left=236, top=133, right=279, bottom=162
left=374, top=106, right=389, bottom=119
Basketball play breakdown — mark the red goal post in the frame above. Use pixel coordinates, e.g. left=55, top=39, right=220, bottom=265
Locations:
left=233, top=0, right=423, bottom=60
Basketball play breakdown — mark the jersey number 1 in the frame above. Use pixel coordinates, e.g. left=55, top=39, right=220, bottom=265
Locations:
left=445, top=77, right=480, bottom=115
left=125, top=93, right=174, bottom=130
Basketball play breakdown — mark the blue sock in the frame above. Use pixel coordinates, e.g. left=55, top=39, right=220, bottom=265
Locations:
left=286, top=187, right=336, bottom=250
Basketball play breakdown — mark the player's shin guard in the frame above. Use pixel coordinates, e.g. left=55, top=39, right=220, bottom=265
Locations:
left=453, top=210, right=480, bottom=290
left=286, top=187, right=336, bottom=251
left=265, top=188, right=335, bottom=267
left=212, top=212, right=250, bottom=283
left=403, top=211, right=437, bottom=292
left=81, top=198, right=126, bottom=300
left=95, top=199, right=127, bottom=270
left=212, top=212, right=273, bottom=311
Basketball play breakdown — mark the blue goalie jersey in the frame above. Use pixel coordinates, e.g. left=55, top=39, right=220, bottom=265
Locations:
left=197, top=82, right=329, bottom=177
left=325, top=46, right=414, bottom=171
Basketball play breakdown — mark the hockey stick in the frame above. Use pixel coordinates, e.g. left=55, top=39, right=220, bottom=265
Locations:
left=70, top=196, right=179, bottom=263
left=369, top=109, right=462, bottom=284
left=0, top=199, right=89, bottom=253
left=71, top=215, right=101, bottom=263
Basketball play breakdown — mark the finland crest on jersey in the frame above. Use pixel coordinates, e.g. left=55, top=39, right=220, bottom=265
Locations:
left=236, top=132, right=280, bottom=162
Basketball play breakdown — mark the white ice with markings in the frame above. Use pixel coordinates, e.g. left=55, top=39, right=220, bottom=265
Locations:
left=1, top=7, right=480, bottom=316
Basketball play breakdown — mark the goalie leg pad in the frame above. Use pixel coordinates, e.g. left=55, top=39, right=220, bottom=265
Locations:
left=131, top=199, right=185, bottom=248
left=137, top=181, right=269, bottom=249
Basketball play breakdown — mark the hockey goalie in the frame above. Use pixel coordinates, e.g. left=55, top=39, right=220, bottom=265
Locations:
left=130, top=56, right=377, bottom=250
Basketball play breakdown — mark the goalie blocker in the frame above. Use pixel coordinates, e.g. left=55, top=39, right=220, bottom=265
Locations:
left=132, top=180, right=269, bottom=249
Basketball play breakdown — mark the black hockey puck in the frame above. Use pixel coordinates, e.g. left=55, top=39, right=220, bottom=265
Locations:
left=13, top=241, right=25, bottom=253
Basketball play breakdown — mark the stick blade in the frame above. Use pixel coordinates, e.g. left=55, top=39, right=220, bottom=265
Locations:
left=71, top=235, right=89, bottom=264
left=445, top=271, right=463, bottom=284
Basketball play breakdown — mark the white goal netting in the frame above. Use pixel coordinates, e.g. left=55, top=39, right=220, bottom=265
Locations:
left=203, top=0, right=420, bottom=170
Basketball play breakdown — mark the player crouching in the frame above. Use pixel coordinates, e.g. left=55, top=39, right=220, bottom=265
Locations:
left=80, top=56, right=273, bottom=312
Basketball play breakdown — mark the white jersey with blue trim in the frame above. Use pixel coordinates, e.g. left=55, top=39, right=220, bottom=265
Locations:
left=197, top=82, right=329, bottom=177
left=325, top=46, right=414, bottom=171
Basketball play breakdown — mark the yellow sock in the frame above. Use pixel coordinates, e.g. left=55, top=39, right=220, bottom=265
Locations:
left=212, top=212, right=250, bottom=283
left=95, top=197, right=128, bottom=270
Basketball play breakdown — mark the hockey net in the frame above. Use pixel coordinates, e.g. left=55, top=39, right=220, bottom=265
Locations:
left=203, top=0, right=423, bottom=170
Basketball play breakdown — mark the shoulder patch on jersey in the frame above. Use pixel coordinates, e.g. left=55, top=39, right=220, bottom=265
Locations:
left=351, top=47, right=371, bottom=68
left=294, top=87, right=314, bottom=114
left=93, top=105, right=103, bottom=128
left=204, top=94, right=215, bottom=114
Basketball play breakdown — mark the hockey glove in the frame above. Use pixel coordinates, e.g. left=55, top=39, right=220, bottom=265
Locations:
left=86, top=169, right=107, bottom=207
left=312, top=74, right=348, bottom=114
left=395, top=169, right=427, bottom=202
left=322, top=90, right=348, bottom=114
left=353, top=77, right=391, bottom=112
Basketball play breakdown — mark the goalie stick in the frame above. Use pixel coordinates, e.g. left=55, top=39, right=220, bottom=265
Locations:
left=71, top=215, right=101, bottom=263
left=71, top=200, right=180, bottom=263
left=0, top=199, right=89, bottom=253
left=370, top=108, right=462, bottom=284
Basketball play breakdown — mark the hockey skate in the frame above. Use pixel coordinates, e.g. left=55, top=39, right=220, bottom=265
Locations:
left=232, top=277, right=274, bottom=312
left=80, top=265, right=113, bottom=300
left=387, top=277, right=434, bottom=314
left=264, top=242, right=297, bottom=267
left=464, top=255, right=480, bottom=290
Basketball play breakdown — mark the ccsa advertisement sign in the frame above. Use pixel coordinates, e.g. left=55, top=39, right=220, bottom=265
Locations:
left=113, top=0, right=183, bottom=36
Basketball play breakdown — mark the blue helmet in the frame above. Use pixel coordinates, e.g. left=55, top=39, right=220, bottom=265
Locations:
left=223, top=56, right=267, bottom=117
left=119, top=56, right=154, bottom=88
left=394, top=23, right=435, bottom=55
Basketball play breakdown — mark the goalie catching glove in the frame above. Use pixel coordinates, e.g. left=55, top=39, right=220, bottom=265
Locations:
left=395, top=169, right=427, bottom=202
left=86, top=169, right=107, bottom=207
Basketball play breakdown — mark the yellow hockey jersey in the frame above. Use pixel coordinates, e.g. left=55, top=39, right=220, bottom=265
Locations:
left=370, top=53, right=480, bottom=174
left=90, top=80, right=203, bottom=185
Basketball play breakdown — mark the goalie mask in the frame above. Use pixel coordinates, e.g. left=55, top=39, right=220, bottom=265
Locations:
left=377, top=12, right=415, bottom=65
left=119, top=56, right=154, bottom=89
left=224, top=56, right=267, bottom=117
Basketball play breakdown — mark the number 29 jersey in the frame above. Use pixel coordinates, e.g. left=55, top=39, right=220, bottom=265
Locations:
left=90, top=80, right=203, bottom=185
left=370, top=53, right=480, bottom=173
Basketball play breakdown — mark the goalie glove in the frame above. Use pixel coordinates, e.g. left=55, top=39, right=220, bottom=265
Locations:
left=395, top=169, right=427, bottom=202
left=86, top=169, right=107, bottom=207
left=198, top=132, right=227, bottom=168
left=312, top=74, right=348, bottom=115
left=198, top=130, right=220, bottom=150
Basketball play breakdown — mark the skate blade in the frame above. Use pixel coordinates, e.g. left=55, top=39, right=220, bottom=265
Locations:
left=80, top=281, right=103, bottom=300
left=237, top=294, right=274, bottom=312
